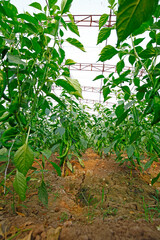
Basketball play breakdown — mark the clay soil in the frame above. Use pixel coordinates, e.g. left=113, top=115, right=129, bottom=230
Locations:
left=0, top=148, right=160, bottom=240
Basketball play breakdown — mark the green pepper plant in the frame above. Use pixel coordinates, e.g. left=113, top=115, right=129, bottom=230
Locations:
left=0, top=0, right=85, bottom=205
left=95, top=0, right=160, bottom=182
left=92, top=100, right=160, bottom=173
left=47, top=93, right=93, bottom=175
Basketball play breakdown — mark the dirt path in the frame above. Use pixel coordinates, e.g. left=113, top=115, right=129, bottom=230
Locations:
left=0, top=149, right=160, bottom=239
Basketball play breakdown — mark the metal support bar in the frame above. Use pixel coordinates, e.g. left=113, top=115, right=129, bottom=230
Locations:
left=67, top=63, right=145, bottom=77
left=62, top=14, right=116, bottom=27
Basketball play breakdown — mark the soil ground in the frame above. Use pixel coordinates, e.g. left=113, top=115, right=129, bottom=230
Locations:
left=0, top=148, right=160, bottom=240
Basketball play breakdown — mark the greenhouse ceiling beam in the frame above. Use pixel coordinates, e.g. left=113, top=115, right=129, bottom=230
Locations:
left=52, top=85, right=102, bottom=93
left=52, top=86, right=115, bottom=105
left=68, top=63, right=117, bottom=72
left=78, top=98, right=114, bottom=105
left=67, top=63, right=145, bottom=77
left=51, top=96, right=115, bottom=106
left=62, top=14, right=116, bottom=27
left=52, top=85, right=116, bottom=95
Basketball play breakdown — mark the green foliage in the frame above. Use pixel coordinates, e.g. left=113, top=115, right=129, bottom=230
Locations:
left=99, top=14, right=109, bottom=29
left=116, top=60, right=124, bottom=74
left=97, top=1, right=160, bottom=181
left=108, top=0, right=115, bottom=6
left=103, top=207, right=117, bottom=220
left=1, top=127, right=19, bottom=148
left=99, top=45, right=118, bottom=61
left=46, top=94, right=92, bottom=170
left=91, top=102, right=160, bottom=171
left=29, top=2, right=42, bottom=11
left=13, top=170, right=27, bottom=201
left=48, top=161, right=61, bottom=176
left=61, top=0, right=73, bottom=14
left=0, top=147, right=8, bottom=173
left=152, top=173, right=160, bottom=186
left=0, top=70, right=6, bottom=98
left=116, top=0, right=159, bottom=44
left=151, top=96, right=160, bottom=125
left=142, top=193, right=160, bottom=222
left=67, top=22, right=80, bottom=36
left=97, top=28, right=111, bottom=44
left=0, top=0, right=84, bottom=204
left=56, top=77, right=83, bottom=98
left=60, top=212, right=69, bottom=222
left=65, top=59, right=76, bottom=65
left=41, top=149, right=52, bottom=160
left=66, top=38, right=86, bottom=52
left=1, top=0, right=160, bottom=207
left=38, top=180, right=48, bottom=207
left=14, top=143, right=34, bottom=176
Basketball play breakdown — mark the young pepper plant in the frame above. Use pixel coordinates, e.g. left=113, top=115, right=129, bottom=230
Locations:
left=96, top=0, right=160, bottom=179
left=48, top=93, right=92, bottom=176
left=0, top=0, right=85, bottom=205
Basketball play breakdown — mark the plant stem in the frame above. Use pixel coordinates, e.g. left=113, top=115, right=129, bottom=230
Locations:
left=45, top=0, right=50, bottom=12
left=4, top=140, right=15, bottom=195
left=34, top=159, right=44, bottom=181
left=131, top=35, right=154, bottom=85
left=26, top=126, right=31, bottom=145
left=17, top=65, right=21, bottom=106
